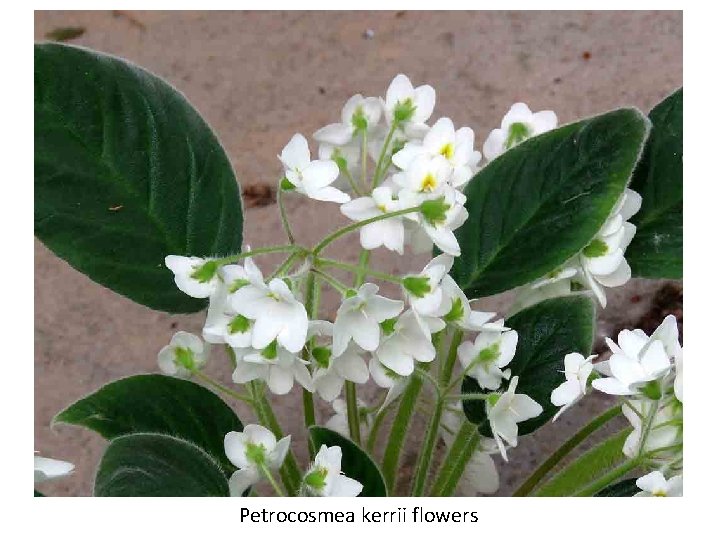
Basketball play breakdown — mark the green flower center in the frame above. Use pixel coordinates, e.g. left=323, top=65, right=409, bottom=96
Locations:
left=227, top=314, right=251, bottom=335
left=245, top=442, right=266, bottom=465
left=505, top=122, right=531, bottom=150
left=393, top=98, right=416, bottom=123
left=582, top=238, right=609, bottom=258
left=190, top=260, right=219, bottom=283
left=304, top=467, right=329, bottom=491
left=312, top=346, right=332, bottom=369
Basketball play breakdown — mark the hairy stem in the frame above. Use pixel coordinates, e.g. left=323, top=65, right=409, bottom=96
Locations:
left=410, top=390, right=443, bottom=496
left=573, top=458, right=640, bottom=497
left=513, top=405, right=622, bottom=496
left=191, top=370, right=255, bottom=406
left=371, top=122, right=397, bottom=189
left=277, top=185, right=296, bottom=244
left=381, top=367, right=426, bottom=493
left=312, top=206, right=421, bottom=255
left=317, top=258, right=403, bottom=285
left=430, top=420, right=479, bottom=496
left=345, top=381, right=362, bottom=444
left=214, top=244, right=298, bottom=266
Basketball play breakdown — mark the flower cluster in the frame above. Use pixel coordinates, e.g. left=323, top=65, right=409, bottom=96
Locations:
left=155, top=73, right=665, bottom=497
left=549, top=315, right=683, bottom=494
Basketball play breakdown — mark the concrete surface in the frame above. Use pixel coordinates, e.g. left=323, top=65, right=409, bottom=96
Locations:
left=34, top=10, right=682, bottom=496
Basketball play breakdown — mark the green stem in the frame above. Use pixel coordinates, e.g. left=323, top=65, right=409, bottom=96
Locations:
left=440, top=330, right=463, bottom=387
left=318, top=257, right=403, bottom=285
left=366, top=403, right=392, bottom=455
left=429, top=420, right=479, bottom=496
left=345, top=381, right=362, bottom=445
left=410, top=392, right=443, bottom=496
left=191, top=370, right=255, bottom=406
left=252, top=383, right=302, bottom=494
left=260, top=463, right=286, bottom=497
left=381, top=368, right=425, bottom=493
left=512, top=405, right=623, bottom=496
left=341, top=167, right=362, bottom=197
left=355, top=249, right=370, bottom=287
left=439, top=429, right=480, bottom=496
left=371, top=122, right=397, bottom=189
left=270, top=250, right=304, bottom=280
left=277, top=185, right=296, bottom=244
left=443, top=393, right=487, bottom=402
left=312, top=206, right=421, bottom=255
left=214, top=244, right=298, bottom=266
left=302, top=272, right=319, bottom=454
left=573, top=458, right=640, bottom=497
left=311, top=268, right=348, bottom=295
left=361, top=129, right=369, bottom=192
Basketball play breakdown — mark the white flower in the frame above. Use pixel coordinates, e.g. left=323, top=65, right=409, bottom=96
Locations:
left=369, top=355, right=409, bottom=411
left=308, top=321, right=370, bottom=402
left=439, top=275, right=505, bottom=332
left=325, top=399, right=374, bottom=439
left=674, top=351, right=683, bottom=403
left=279, top=133, right=349, bottom=203
left=384, top=73, right=436, bottom=136
left=576, top=188, right=642, bottom=308
left=157, top=331, right=208, bottom=378
left=202, top=259, right=264, bottom=348
left=302, top=445, right=363, bottom=497
left=457, top=328, right=518, bottom=390
left=550, top=353, right=596, bottom=420
left=230, top=276, right=308, bottom=354
left=314, top=94, right=383, bottom=146
left=621, top=398, right=682, bottom=459
left=486, top=376, right=543, bottom=461
left=340, top=186, right=405, bottom=253
left=440, top=403, right=500, bottom=495
left=232, top=341, right=313, bottom=395
left=165, top=255, right=220, bottom=298
left=634, top=471, right=682, bottom=497
left=393, top=154, right=452, bottom=198
left=592, top=329, right=671, bottom=396
left=393, top=117, right=481, bottom=187
left=375, top=310, right=436, bottom=376
left=482, top=103, right=557, bottom=161
left=35, top=455, right=74, bottom=484
left=403, top=254, right=454, bottom=318
left=224, top=425, right=291, bottom=496
left=401, top=187, right=469, bottom=256
left=332, top=283, right=404, bottom=356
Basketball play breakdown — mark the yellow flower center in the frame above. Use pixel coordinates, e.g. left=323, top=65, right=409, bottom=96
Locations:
left=421, top=174, right=437, bottom=192
left=439, top=143, right=454, bottom=159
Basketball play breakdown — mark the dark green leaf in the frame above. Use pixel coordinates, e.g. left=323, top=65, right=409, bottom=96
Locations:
left=34, top=490, right=45, bottom=497
left=308, top=426, right=387, bottom=496
left=594, top=477, right=639, bottom=497
left=463, top=295, right=595, bottom=436
left=625, top=89, right=683, bottom=278
left=35, top=43, right=243, bottom=313
left=53, top=374, right=243, bottom=475
left=94, top=433, right=229, bottom=496
left=453, top=108, right=649, bottom=297
left=534, top=428, right=631, bottom=496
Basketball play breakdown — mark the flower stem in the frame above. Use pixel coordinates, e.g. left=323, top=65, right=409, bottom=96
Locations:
left=191, top=370, right=255, bottom=406
left=311, top=268, right=348, bottom=295
left=341, top=167, right=362, bottom=197
left=317, top=257, right=403, bottom=285
left=371, top=122, right=397, bottom=189
left=345, top=381, right=362, bottom=445
left=573, top=458, right=640, bottom=497
left=512, top=405, right=622, bottom=496
left=260, top=462, right=287, bottom=497
left=302, top=272, right=319, bottom=455
left=277, top=184, right=296, bottom=244
left=429, top=419, right=479, bottom=496
left=269, top=250, right=304, bottom=279
left=250, top=382, right=302, bottom=494
left=381, top=366, right=426, bottom=493
left=361, top=129, right=369, bottom=193
left=214, top=244, right=299, bottom=266
left=440, top=329, right=463, bottom=387
left=366, top=403, right=392, bottom=455
left=311, top=206, right=421, bottom=255
left=410, top=390, right=443, bottom=496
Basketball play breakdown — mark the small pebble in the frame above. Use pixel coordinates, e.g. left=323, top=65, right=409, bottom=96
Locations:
left=363, top=29, right=375, bottom=39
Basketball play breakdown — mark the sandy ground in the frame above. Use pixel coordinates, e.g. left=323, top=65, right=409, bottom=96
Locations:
left=34, top=10, right=682, bottom=496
